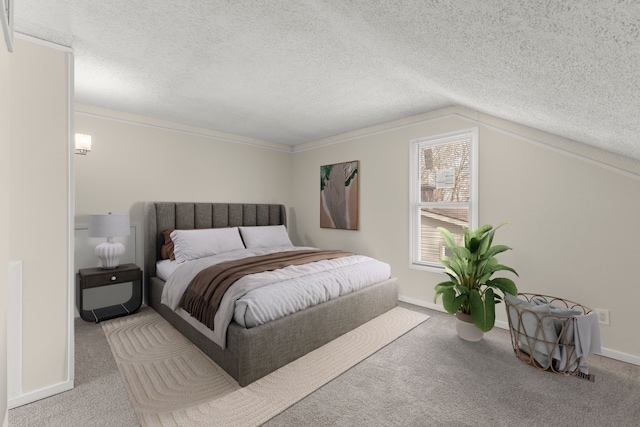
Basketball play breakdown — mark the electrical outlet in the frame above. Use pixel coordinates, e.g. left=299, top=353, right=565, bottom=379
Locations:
left=595, top=308, right=610, bottom=325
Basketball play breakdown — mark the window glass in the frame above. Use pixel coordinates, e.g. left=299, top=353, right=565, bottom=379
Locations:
left=410, top=130, right=478, bottom=268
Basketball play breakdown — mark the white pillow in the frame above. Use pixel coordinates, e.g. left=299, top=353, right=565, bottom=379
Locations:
left=239, top=225, right=293, bottom=248
left=171, top=227, right=245, bottom=263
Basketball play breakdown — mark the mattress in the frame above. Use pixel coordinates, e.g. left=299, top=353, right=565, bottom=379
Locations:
left=159, top=246, right=391, bottom=349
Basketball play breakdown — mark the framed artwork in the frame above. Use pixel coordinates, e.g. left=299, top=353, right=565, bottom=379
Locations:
left=320, top=160, right=359, bottom=230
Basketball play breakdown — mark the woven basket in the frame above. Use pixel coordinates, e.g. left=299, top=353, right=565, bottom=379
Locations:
left=505, top=293, right=591, bottom=377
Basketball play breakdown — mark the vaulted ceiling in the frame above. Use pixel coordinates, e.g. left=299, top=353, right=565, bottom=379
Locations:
left=13, top=1, right=640, bottom=159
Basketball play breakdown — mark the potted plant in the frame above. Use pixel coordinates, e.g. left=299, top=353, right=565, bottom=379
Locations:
left=433, top=223, right=518, bottom=341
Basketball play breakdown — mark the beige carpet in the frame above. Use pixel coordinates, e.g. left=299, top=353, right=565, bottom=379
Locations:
left=102, top=306, right=429, bottom=427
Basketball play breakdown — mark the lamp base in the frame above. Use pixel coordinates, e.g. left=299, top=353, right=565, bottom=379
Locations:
left=95, top=241, right=125, bottom=269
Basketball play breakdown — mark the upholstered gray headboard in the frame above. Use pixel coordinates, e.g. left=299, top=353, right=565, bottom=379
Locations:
left=143, top=201, right=287, bottom=287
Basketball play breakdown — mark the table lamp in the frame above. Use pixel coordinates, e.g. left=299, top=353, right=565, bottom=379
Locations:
left=88, top=212, right=130, bottom=269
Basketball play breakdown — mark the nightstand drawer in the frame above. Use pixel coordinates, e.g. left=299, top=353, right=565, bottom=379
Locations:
left=81, top=268, right=140, bottom=289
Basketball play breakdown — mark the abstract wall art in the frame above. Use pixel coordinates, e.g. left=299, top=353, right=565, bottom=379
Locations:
left=320, top=160, right=359, bottom=230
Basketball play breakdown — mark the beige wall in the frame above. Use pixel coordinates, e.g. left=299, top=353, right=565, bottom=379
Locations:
left=73, top=109, right=293, bottom=239
left=8, top=38, right=71, bottom=399
left=1, top=35, right=10, bottom=427
left=291, top=107, right=640, bottom=360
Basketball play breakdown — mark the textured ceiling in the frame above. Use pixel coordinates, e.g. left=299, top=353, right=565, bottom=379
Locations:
left=13, top=1, right=640, bottom=159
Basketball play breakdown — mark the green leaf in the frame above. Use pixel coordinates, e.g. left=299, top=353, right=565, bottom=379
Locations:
left=450, top=245, right=471, bottom=259
left=437, top=227, right=457, bottom=249
left=477, top=271, right=493, bottom=284
left=445, top=254, right=466, bottom=273
left=470, top=288, right=496, bottom=332
left=477, top=234, right=491, bottom=257
left=443, top=265, right=463, bottom=279
left=475, top=224, right=493, bottom=236
left=453, top=284, right=470, bottom=295
left=468, top=237, right=481, bottom=253
left=444, top=272, right=459, bottom=283
left=486, top=277, right=518, bottom=296
left=435, top=280, right=454, bottom=287
left=433, top=281, right=455, bottom=300
left=463, top=227, right=472, bottom=248
left=477, top=258, right=498, bottom=279
left=493, top=264, right=519, bottom=277
left=453, top=294, right=467, bottom=312
left=436, top=258, right=449, bottom=268
left=484, top=244, right=512, bottom=259
left=474, top=225, right=493, bottom=256
left=449, top=256, right=466, bottom=275
left=441, top=288, right=463, bottom=314
left=434, top=281, right=455, bottom=292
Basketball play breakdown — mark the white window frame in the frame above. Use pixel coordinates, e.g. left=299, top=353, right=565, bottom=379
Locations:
left=409, top=128, right=479, bottom=272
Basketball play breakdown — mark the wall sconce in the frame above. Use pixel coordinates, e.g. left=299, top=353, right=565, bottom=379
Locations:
left=75, top=133, right=92, bottom=155
left=88, top=213, right=130, bottom=269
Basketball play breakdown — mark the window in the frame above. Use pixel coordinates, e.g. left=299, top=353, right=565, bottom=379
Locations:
left=409, top=129, right=478, bottom=270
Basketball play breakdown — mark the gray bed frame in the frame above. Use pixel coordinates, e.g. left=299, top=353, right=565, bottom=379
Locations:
left=144, top=201, right=398, bottom=386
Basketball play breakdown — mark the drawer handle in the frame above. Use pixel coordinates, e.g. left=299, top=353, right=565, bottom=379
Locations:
left=110, top=275, right=117, bottom=281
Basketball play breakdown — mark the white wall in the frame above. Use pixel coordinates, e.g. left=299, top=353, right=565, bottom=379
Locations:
left=1, top=33, right=11, bottom=427
left=291, top=107, right=640, bottom=361
left=8, top=38, right=72, bottom=405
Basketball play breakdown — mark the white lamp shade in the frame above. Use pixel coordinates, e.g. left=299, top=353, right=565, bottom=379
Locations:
left=88, top=213, right=130, bottom=238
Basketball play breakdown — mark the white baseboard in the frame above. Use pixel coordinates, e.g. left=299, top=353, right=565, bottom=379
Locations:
left=398, top=294, right=640, bottom=367
left=598, top=347, right=640, bottom=366
left=8, top=380, right=74, bottom=409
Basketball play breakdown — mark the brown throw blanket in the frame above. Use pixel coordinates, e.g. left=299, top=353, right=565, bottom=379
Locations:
left=180, top=249, right=353, bottom=330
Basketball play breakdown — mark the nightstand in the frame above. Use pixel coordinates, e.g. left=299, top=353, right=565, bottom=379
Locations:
left=76, top=263, right=142, bottom=322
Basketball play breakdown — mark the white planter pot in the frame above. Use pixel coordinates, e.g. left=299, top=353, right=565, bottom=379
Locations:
left=455, top=312, right=484, bottom=342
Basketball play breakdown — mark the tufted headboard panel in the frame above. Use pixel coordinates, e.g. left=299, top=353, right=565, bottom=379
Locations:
left=143, top=201, right=287, bottom=287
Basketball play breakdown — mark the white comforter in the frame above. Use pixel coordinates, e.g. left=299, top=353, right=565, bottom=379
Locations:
left=161, top=246, right=391, bottom=349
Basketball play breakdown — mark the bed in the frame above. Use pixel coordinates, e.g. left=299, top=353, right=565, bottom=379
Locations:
left=144, top=201, right=399, bottom=386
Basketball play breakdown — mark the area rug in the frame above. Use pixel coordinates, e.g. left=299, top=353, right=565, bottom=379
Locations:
left=102, top=306, right=429, bottom=427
